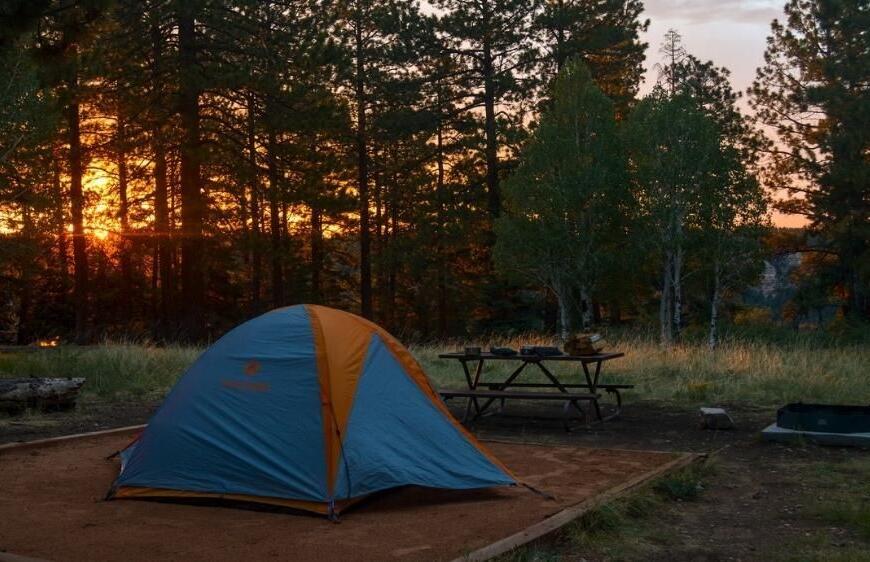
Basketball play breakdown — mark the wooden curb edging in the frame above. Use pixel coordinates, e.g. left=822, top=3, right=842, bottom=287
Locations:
left=0, top=424, right=145, bottom=454
left=0, top=552, right=52, bottom=562
left=450, top=451, right=706, bottom=562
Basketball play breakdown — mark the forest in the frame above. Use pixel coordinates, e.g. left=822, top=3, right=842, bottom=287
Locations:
left=0, top=0, right=867, bottom=345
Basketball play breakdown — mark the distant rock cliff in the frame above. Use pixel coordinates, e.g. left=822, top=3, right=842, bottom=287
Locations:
left=746, top=252, right=803, bottom=319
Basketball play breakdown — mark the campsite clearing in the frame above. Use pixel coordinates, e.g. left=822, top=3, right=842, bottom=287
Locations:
left=0, top=431, right=691, bottom=562
left=3, top=401, right=870, bottom=560
left=3, top=341, right=870, bottom=560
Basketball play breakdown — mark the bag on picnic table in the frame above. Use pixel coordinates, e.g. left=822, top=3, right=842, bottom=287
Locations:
left=564, top=333, right=607, bottom=356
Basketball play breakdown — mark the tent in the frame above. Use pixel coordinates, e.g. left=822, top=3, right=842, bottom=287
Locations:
left=107, top=305, right=515, bottom=517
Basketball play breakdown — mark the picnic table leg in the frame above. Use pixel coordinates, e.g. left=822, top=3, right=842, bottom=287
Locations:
left=460, top=359, right=474, bottom=388
left=476, top=362, right=529, bottom=415
left=606, top=388, right=623, bottom=418
left=472, top=359, right=484, bottom=388
left=537, top=362, right=587, bottom=420
left=581, top=361, right=604, bottom=421
left=561, top=399, right=588, bottom=431
left=536, top=362, right=592, bottom=429
left=460, top=359, right=485, bottom=422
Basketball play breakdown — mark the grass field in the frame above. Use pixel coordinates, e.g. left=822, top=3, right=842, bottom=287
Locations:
left=0, top=333, right=868, bottom=406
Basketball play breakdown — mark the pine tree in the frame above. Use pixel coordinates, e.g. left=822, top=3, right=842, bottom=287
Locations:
left=536, top=0, right=648, bottom=116
left=334, top=0, right=431, bottom=319
left=435, top=0, right=540, bottom=219
left=750, top=0, right=869, bottom=319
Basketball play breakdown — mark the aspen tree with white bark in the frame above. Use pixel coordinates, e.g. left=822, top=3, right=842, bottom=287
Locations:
left=624, top=89, right=719, bottom=345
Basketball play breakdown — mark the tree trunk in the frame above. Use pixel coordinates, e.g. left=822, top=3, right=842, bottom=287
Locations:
left=609, top=301, right=622, bottom=324
left=373, top=166, right=385, bottom=319
left=151, top=17, right=172, bottom=339
left=672, top=244, right=683, bottom=342
left=246, top=96, right=262, bottom=313
left=310, top=202, right=323, bottom=304
left=592, top=301, right=602, bottom=325
left=553, top=0, right=567, bottom=71
left=708, top=261, right=721, bottom=350
left=435, top=117, right=448, bottom=338
left=387, top=174, right=398, bottom=330
left=17, top=204, right=33, bottom=345
left=481, top=28, right=500, bottom=219
left=660, top=251, right=673, bottom=345
left=238, top=183, right=250, bottom=270
left=117, top=117, right=133, bottom=309
left=150, top=241, right=158, bottom=322
left=579, top=285, right=593, bottom=331
left=556, top=284, right=570, bottom=341
left=153, top=135, right=172, bottom=337
left=355, top=15, right=372, bottom=319
left=281, top=197, right=292, bottom=300
left=177, top=5, right=205, bottom=341
left=52, top=156, right=70, bottom=290
left=267, top=126, right=284, bottom=307
left=66, top=51, right=89, bottom=344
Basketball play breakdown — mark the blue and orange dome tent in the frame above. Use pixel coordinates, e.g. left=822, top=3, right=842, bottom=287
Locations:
left=107, top=305, right=516, bottom=517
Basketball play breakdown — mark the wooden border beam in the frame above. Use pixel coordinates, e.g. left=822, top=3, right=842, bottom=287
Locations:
left=451, top=452, right=705, bottom=562
left=0, top=424, right=145, bottom=454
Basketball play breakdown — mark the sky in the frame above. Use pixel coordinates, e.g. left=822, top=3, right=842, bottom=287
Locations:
left=638, top=0, right=783, bottom=98
left=639, top=0, right=806, bottom=228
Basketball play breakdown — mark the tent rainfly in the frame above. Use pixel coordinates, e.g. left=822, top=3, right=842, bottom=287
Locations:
left=107, top=305, right=516, bottom=517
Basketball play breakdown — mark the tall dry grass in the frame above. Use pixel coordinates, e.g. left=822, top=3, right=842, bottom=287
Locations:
left=0, top=334, right=867, bottom=405
left=0, top=342, right=201, bottom=398
left=415, top=333, right=870, bottom=405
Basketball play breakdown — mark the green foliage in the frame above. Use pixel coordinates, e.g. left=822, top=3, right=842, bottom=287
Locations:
left=0, top=44, right=55, bottom=183
left=624, top=89, right=721, bottom=243
left=655, top=465, right=708, bottom=501
left=495, top=59, right=627, bottom=334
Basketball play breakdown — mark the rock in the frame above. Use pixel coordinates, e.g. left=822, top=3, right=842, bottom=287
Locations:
left=699, top=406, right=735, bottom=430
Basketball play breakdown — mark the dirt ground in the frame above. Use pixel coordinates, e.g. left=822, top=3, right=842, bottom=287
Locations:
left=468, top=400, right=870, bottom=561
left=0, top=432, right=681, bottom=562
left=2, top=398, right=869, bottom=561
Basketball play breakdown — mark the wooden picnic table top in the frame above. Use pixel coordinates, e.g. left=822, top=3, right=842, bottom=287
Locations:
left=438, top=351, right=624, bottom=362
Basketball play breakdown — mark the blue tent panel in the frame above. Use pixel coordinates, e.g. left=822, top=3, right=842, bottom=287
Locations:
left=117, top=306, right=328, bottom=501
left=333, top=334, right=515, bottom=499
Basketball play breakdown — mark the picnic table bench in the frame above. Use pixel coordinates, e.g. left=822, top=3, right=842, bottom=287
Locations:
left=438, top=351, right=628, bottom=430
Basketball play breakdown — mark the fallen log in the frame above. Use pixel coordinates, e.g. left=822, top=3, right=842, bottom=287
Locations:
left=0, top=378, right=86, bottom=414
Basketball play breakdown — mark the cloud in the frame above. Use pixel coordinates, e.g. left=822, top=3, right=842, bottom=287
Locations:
left=643, top=0, right=783, bottom=25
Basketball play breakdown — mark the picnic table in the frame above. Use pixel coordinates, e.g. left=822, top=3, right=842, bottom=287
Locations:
left=438, top=351, right=628, bottom=430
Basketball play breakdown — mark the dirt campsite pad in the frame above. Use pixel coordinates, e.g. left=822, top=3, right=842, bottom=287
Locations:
left=0, top=431, right=690, bottom=562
